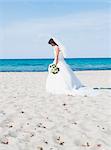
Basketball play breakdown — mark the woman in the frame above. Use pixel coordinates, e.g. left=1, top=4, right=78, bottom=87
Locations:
left=46, top=38, right=96, bottom=96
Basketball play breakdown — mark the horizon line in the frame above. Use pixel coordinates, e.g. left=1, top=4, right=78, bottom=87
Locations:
left=0, top=57, right=111, bottom=60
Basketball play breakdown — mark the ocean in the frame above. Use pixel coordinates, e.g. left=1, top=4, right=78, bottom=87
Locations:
left=0, top=58, right=111, bottom=72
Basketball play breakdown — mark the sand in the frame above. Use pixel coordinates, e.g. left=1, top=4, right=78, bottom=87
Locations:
left=0, top=71, right=111, bottom=150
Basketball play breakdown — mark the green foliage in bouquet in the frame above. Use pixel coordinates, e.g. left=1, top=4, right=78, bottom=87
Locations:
left=49, top=64, right=60, bottom=74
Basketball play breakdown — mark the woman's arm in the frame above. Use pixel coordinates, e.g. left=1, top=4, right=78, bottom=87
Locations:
left=54, top=46, right=60, bottom=65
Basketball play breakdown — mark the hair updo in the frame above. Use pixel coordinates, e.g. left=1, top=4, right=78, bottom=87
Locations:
left=48, top=38, right=58, bottom=46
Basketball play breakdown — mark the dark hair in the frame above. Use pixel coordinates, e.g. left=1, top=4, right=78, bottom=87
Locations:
left=48, top=38, right=58, bottom=46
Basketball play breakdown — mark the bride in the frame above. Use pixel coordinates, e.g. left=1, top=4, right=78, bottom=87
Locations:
left=46, top=37, right=97, bottom=96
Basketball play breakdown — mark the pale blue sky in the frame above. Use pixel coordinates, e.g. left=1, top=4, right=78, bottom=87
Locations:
left=0, top=0, right=110, bottom=58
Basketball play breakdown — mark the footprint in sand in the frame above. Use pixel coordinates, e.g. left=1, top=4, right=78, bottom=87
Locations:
left=53, top=135, right=65, bottom=146
left=37, top=146, right=43, bottom=150
left=0, top=136, right=9, bottom=145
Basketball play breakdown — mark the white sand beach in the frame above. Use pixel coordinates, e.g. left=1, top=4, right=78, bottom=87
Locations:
left=0, top=71, right=111, bottom=150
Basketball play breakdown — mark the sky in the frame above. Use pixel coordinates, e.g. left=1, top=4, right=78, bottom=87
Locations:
left=0, top=0, right=110, bottom=59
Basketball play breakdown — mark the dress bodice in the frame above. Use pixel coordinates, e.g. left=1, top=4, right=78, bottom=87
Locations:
left=53, top=45, right=64, bottom=63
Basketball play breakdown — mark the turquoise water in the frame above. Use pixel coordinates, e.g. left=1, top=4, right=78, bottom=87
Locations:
left=0, top=58, right=111, bottom=72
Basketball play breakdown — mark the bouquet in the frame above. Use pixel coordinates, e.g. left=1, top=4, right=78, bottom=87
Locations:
left=49, top=64, right=60, bottom=74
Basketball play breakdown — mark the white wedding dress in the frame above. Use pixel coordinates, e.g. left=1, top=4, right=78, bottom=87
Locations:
left=46, top=46, right=97, bottom=96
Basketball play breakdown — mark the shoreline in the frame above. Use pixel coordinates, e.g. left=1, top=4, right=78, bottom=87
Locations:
left=0, top=69, right=111, bottom=72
